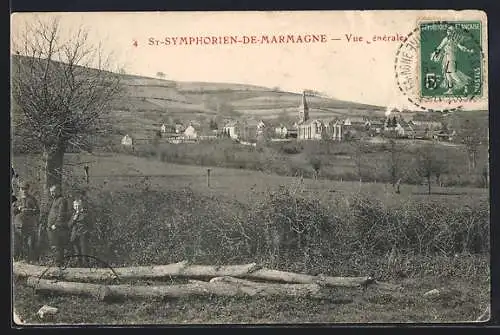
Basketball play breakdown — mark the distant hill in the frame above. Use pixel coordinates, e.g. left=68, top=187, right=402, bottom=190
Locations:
left=8, top=54, right=394, bottom=141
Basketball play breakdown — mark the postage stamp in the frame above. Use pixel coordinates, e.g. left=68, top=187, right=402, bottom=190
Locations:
left=10, top=10, right=490, bottom=325
left=394, top=15, right=487, bottom=112
left=419, top=21, right=483, bottom=99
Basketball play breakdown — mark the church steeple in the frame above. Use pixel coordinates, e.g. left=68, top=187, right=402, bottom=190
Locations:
left=298, top=91, right=309, bottom=123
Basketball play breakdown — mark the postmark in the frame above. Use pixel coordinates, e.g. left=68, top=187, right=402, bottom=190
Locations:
left=395, top=20, right=485, bottom=112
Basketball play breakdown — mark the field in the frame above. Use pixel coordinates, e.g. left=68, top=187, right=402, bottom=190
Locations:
left=12, top=153, right=489, bottom=208
left=12, top=152, right=490, bottom=324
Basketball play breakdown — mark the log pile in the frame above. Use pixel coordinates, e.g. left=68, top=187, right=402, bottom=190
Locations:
left=14, top=261, right=402, bottom=301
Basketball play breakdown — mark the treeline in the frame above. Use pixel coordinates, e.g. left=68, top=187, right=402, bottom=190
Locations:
left=119, top=139, right=489, bottom=190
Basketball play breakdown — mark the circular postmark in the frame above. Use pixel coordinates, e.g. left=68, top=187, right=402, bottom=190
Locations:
left=395, top=20, right=485, bottom=113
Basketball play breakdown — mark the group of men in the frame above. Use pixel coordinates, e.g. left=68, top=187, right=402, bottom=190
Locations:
left=11, top=170, right=91, bottom=267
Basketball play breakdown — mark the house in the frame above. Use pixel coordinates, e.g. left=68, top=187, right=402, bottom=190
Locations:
left=161, top=123, right=176, bottom=133
left=256, top=120, right=267, bottom=138
left=121, top=134, right=134, bottom=146
left=410, top=120, right=442, bottom=130
left=324, top=120, right=344, bottom=141
left=394, top=123, right=405, bottom=137
left=275, top=124, right=289, bottom=138
left=398, top=120, right=414, bottom=138
left=298, top=119, right=325, bottom=140
left=223, top=120, right=240, bottom=139
left=183, top=124, right=198, bottom=139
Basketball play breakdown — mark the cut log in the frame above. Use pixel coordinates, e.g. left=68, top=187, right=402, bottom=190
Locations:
left=13, top=261, right=259, bottom=282
left=26, top=277, right=326, bottom=300
left=14, top=261, right=400, bottom=290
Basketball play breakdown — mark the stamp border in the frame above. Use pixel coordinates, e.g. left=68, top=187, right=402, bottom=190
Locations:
left=417, top=19, right=484, bottom=100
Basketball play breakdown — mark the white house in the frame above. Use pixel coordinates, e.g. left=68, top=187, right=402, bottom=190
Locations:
left=256, top=120, right=267, bottom=137
left=275, top=125, right=289, bottom=138
left=324, top=120, right=344, bottom=141
left=223, top=121, right=240, bottom=139
left=298, top=119, right=325, bottom=140
left=121, top=134, right=134, bottom=146
left=183, top=124, right=198, bottom=139
left=395, top=123, right=405, bottom=137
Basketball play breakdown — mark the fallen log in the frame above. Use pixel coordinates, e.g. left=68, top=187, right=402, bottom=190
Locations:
left=14, top=261, right=401, bottom=290
left=14, top=261, right=259, bottom=282
left=26, top=277, right=326, bottom=300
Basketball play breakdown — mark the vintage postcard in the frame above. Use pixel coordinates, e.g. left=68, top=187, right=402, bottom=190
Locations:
left=10, top=10, right=490, bottom=325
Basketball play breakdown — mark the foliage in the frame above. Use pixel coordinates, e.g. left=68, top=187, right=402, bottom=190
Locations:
left=60, top=178, right=489, bottom=277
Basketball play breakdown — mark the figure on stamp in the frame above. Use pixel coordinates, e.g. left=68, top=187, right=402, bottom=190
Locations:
left=12, top=181, right=40, bottom=262
left=429, top=25, right=475, bottom=95
left=46, top=185, right=71, bottom=267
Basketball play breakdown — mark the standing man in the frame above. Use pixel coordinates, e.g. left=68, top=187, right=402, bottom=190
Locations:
left=46, top=185, right=71, bottom=267
left=12, top=181, right=40, bottom=262
left=84, top=165, right=90, bottom=184
left=68, top=197, right=91, bottom=267
left=11, top=167, right=19, bottom=203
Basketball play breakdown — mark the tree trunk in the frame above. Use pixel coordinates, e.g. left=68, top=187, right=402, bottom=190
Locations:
left=42, top=143, right=65, bottom=209
left=427, top=175, right=431, bottom=195
left=26, top=276, right=328, bottom=301
left=471, top=151, right=477, bottom=170
left=13, top=261, right=401, bottom=290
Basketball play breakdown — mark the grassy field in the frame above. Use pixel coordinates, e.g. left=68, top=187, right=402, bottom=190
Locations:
left=13, top=270, right=490, bottom=324
left=12, top=153, right=489, bottom=209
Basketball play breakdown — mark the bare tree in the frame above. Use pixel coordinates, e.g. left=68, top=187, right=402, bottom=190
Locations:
left=352, top=141, right=368, bottom=182
left=156, top=71, right=166, bottom=79
left=11, top=16, right=122, bottom=207
left=388, top=139, right=405, bottom=190
left=460, top=118, right=483, bottom=173
left=309, top=156, right=321, bottom=180
left=415, top=142, right=446, bottom=195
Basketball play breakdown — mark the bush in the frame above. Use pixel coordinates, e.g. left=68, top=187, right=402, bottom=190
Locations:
left=58, top=179, right=489, bottom=280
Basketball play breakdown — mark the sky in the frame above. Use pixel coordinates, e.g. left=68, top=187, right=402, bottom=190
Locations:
left=10, top=10, right=488, bottom=110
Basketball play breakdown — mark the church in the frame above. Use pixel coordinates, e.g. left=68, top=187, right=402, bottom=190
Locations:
left=296, top=91, right=343, bottom=141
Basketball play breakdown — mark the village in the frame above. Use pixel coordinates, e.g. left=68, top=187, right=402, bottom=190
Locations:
left=120, top=91, right=456, bottom=148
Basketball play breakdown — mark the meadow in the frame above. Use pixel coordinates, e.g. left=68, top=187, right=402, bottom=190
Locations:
left=124, top=137, right=490, bottom=190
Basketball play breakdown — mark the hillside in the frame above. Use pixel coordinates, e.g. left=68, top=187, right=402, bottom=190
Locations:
left=11, top=54, right=387, bottom=139
left=11, top=54, right=489, bottom=143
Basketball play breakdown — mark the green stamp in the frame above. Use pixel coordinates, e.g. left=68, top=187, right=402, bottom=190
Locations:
left=420, top=21, right=483, bottom=98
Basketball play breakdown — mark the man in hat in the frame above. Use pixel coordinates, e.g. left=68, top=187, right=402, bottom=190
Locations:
left=12, top=181, right=40, bottom=262
left=46, top=185, right=71, bottom=267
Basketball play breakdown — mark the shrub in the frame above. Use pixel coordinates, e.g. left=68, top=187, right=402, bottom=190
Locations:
left=55, top=180, right=489, bottom=281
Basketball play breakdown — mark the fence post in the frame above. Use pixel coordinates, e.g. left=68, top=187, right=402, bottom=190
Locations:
left=207, top=168, right=211, bottom=188
left=84, top=165, right=90, bottom=184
